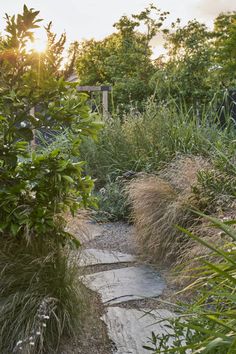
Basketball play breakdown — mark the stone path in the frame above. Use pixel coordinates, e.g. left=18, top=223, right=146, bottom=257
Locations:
left=77, top=220, right=175, bottom=354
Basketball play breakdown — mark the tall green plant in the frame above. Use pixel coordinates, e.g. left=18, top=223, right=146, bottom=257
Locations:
left=146, top=214, right=236, bottom=353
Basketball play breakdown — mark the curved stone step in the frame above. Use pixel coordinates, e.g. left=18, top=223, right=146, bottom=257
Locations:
left=79, top=248, right=135, bottom=267
left=81, top=265, right=165, bottom=305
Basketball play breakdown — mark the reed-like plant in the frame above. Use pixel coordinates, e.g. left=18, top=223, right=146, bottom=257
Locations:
left=146, top=213, right=236, bottom=353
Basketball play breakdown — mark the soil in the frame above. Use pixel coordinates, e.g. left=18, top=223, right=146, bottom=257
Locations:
left=59, top=288, right=114, bottom=354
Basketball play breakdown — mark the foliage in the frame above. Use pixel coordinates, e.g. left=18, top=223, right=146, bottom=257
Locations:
left=76, top=4, right=168, bottom=112
left=214, top=12, right=236, bottom=84
left=74, top=7, right=236, bottom=113
left=0, top=5, right=100, bottom=244
left=93, top=179, right=130, bottom=222
left=0, top=6, right=101, bottom=353
left=146, top=214, right=236, bottom=353
left=151, top=12, right=236, bottom=109
left=151, top=19, right=217, bottom=108
left=0, top=239, right=87, bottom=354
left=80, top=99, right=230, bottom=186
left=192, top=143, right=236, bottom=212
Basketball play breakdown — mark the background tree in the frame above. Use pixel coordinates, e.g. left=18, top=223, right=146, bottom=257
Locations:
left=150, top=19, right=217, bottom=108
left=76, top=4, right=169, bottom=113
left=151, top=13, right=236, bottom=110
left=213, top=12, right=236, bottom=85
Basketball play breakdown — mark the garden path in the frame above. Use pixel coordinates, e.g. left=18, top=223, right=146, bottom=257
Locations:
left=78, top=219, right=175, bottom=354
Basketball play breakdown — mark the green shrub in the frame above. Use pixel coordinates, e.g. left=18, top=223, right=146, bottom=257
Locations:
left=0, top=6, right=100, bottom=352
left=146, top=214, right=236, bottom=353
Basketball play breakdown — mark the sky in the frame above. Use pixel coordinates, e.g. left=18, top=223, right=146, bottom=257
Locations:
left=0, top=0, right=235, bottom=56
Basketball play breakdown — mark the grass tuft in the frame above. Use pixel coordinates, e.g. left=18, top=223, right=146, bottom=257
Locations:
left=128, top=156, right=209, bottom=264
left=0, top=238, right=88, bottom=354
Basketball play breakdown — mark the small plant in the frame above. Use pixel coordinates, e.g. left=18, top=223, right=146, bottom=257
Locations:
left=93, top=178, right=130, bottom=222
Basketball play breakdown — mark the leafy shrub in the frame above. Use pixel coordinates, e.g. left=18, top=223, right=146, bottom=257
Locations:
left=0, top=6, right=100, bottom=352
left=147, top=214, right=236, bottom=353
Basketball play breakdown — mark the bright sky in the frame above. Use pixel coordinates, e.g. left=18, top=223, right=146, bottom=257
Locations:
left=0, top=0, right=235, bottom=56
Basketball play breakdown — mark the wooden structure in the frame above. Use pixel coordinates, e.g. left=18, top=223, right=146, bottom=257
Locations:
left=76, top=85, right=112, bottom=118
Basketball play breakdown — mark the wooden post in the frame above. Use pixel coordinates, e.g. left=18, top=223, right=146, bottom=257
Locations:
left=102, top=90, right=109, bottom=119
left=76, top=85, right=112, bottom=119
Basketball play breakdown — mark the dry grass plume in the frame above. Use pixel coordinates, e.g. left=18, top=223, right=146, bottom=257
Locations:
left=128, top=156, right=210, bottom=265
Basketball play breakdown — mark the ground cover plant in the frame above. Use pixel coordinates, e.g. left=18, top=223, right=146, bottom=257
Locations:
left=0, top=6, right=101, bottom=353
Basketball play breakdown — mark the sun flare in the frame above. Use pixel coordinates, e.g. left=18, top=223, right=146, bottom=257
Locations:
left=26, top=38, right=47, bottom=53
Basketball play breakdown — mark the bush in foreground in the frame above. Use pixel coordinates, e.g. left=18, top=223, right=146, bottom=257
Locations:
left=146, top=214, right=236, bottom=353
left=0, top=6, right=100, bottom=352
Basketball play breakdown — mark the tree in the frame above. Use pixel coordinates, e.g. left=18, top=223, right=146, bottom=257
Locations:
left=76, top=4, right=168, bottom=112
left=213, top=12, right=236, bottom=85
left=151, top=12, right=236, bottom=109
left=150, top=19, right=217, bottom=108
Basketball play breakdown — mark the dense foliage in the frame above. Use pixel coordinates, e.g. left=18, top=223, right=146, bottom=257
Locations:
left=75, top=4, right=168, bottom=112
left=0, top=6, right=101, bottom=353
left=75, top=7, right=236, bottom=113
left=0, top=5, right=100, bottom=244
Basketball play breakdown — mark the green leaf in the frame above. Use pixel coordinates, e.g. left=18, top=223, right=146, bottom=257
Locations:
left=62, top=175, right=74, bottom=183
left=15, top=127, right=33, bottom=141
left=10, top=223, right=20, bottom=236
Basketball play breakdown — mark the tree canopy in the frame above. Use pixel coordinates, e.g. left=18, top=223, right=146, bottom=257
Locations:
left=74, top=8, right=236, bottom=112
left=76, top=4, right=168, bottom=112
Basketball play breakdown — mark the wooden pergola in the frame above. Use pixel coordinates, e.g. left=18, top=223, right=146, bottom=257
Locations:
left=76, top=85, right=112, bottom=118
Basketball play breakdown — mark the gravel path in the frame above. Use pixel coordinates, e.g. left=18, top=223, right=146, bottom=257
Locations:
left=83, top=221, right=138, bottom=255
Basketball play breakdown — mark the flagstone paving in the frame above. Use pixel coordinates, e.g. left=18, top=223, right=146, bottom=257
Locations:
left=102, top=307, right=175, bottom=354
left=79, top=248, right=135, bottom=267
left=77, top=221, right=174, bottom=353
left=82, top=265, right=165, bottom=305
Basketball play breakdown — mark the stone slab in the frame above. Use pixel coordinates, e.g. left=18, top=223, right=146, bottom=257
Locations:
left=102, top=307, right=175, bottom=354
left=79, top=248, right=135, bottom=267
left=81, top=265, right=165, bottom=304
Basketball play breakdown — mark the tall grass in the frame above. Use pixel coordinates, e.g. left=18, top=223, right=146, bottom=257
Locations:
left=80, top=99, right=232, bottom=186
left=0, top=238, right=88, bottom=353
left=128, top=167, right=202, bottom=264
left=147, top=214, right=236, bottom=353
